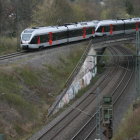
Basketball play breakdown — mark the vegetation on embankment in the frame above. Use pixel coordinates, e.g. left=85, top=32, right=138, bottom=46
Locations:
left=0, top=37, right=17, bottom=55
left=112, top=100, right=140, bottom=140
left=0, top=44, right=85, bottom=140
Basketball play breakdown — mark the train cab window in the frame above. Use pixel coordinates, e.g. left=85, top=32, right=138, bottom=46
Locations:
left=22, top=34, right=32, bottom=41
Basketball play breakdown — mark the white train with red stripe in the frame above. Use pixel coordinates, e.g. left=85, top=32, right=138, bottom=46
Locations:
left=20, top=21, right=98, bottom=50
left=20, top=18, right=140, bottom=50
left=95, top=18, right=140, bottom=36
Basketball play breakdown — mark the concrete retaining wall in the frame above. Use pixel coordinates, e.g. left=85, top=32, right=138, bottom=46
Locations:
left=52, top=47, right=97, bottom=114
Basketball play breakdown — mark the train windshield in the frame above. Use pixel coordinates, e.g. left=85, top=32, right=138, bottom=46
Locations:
left=22, top=34, right=32, bottom=41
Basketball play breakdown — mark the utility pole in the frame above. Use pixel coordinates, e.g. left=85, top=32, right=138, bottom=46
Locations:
left=136, top=30, right=140, bottom=100
left=16, top=0, right=21, bottom=51
left=95, top=87, right=101, bottom=140
left=102, top=96, right=113, bottom=140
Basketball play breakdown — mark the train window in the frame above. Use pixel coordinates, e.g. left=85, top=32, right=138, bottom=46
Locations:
left=59, top=31, right=68, bottom=39
left=40, top=34, right=49, bottom=43
left=53, top=31, right=68, bottom=41
left=69, top=29, right=83, bottom=37
left=86, top=27, right=94, bottom=35
left=114, top=24, right=124, bottom=31
left=104, top=26, right=110, bottom=32
left=96, top=26, right=102, bottom=32
left=125, top=23, right=136, bottom=30
left=76, top=29, right=82, bottom=36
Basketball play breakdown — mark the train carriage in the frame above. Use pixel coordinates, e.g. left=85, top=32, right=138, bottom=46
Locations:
left=67, top=21, right=98, bottom=42
left=20, top=21, right=98, bottom=50
left=21, top=26, right=68, bottom=49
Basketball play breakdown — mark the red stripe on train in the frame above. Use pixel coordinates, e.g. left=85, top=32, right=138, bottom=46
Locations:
left=110, top=24, right=113, bottom=35
left=49, top=32, right=53, bottom=45
left=83, top=27, right=86, bottom=38
left=37, top=36, right=40, bottom=44
left=136, top=22, right=139, bottom=31
left=102, top=27, right=105, bottom=33
left=92, top=28, right=95, bottom=34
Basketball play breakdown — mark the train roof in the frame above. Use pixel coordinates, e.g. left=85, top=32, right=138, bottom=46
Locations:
left=97, top=19, right=124, bottom=25
left=67, top=21, right=98, bottom=30
left=123, top=18, right=140, bottom=23
left=95, top=20, right=124, bottom=31
left=22, top=21, right=99, bottom=35
left=23, top=26, right=68, bottom=35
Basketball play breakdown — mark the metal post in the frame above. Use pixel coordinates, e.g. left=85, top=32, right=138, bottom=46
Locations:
left=102, top=96, right=113, bottom=140
left=16, top=1, right=21, bottom=52
left=95, top=87, right=101, bottom=140
left=136, top=30, right=140, bottom=100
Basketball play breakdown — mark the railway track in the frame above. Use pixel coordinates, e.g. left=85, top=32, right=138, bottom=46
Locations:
left=30, top=44, right=133, bottom=140
left=0, top=51, right=26, bottom=61
left=72, top=46, right=134, bottom=140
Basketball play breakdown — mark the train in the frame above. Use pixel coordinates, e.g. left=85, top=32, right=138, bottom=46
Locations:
left=20, top=18, right=140, bottom=50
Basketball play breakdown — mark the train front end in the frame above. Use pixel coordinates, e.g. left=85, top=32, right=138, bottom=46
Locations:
left=20, top=29, right=34, bottom=50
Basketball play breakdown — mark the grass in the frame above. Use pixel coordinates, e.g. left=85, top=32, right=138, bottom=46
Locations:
left=47, top=73, right=102, bottom=127
left=125, top=43, right=136, bottom=52
left=113, top=102, right=140, bottom=140
left=0, top=43, right=87, bottom=140
left=17, top=66, right=40, bottom=88
left=2, top=93, right=37, bottom=120
left=0, top=37, right=17, bottom=55
left=45, top=47, right=85, bottom=94
left=0, top=70, right=22, bottom=95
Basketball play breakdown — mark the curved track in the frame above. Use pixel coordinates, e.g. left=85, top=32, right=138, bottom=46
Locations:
left=73, top=46, right=134, bottom=140
left=36, top=44, right=135, bottom=140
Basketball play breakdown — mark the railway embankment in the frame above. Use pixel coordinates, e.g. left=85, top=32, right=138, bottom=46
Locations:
left=0, top=42, right=87, bottom=140
left=0, top=37, right=17, bottom=55
left=113, top=100, right=140, bottom=140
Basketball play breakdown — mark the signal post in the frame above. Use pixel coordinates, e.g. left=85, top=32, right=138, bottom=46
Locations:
left=102, top=96, right=113, bottom=140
